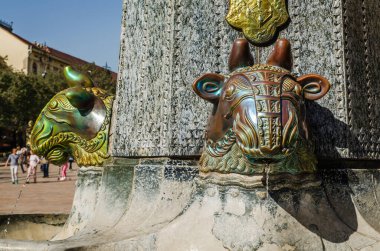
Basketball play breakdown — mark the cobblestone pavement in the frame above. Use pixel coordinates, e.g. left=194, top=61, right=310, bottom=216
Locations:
left=0, top=162, right=77, bottom=215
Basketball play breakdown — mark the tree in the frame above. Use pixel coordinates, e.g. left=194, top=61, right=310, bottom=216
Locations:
left=75, top=63, right=117, bottom=94
left=0, top=56, right=11, bottom=71
left=0, top=56, right=66, bottom=147
left=0, top=57, right=116, bottom=148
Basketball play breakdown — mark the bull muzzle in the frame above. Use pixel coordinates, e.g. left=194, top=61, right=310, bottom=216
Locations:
left=231, top=81, right=300, bottom=163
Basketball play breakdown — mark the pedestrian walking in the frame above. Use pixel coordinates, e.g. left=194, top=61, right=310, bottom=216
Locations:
left=68, top=156, right=74, bottom=170
left=5, top=148, right=19, bottom=184
left=21, top=147, right=29, bottom=173
left=41, top=157, right=49, bottom=178
left=26, top=150, right=40, bottom=184
left=59, top=162, right=69, bottom=181
left=16, top=146, right=26, bottom=173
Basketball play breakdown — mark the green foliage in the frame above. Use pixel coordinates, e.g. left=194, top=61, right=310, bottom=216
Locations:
left=0, top=57, right=65, bottom=144
left=0, top=56, right=11, bottom=71
left=75, top=63, right=116, bottom=94
left=0, top=57, right=116, bottom=147
left=0, top=58, right=61, bottom=144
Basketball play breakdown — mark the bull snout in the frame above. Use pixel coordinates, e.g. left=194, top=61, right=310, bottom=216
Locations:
left=231, top=82, right=299, bottom=162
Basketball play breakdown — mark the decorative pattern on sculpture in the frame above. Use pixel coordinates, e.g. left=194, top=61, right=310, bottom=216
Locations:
left=30, top=67, right=114, bottom=166
left=203, top=67, right=313, bottom=174
left=193, top=38, right=330, bottom=175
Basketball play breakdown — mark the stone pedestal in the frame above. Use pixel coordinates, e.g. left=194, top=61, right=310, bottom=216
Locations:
left=1, top=164, right=380, bottom=250
left=111, top=0, right=380, bottom=160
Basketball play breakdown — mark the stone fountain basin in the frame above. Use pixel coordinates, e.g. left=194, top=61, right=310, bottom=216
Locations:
left=0, top=159, right=380, bottom=250
left=0, top=214, right=67, bottom=241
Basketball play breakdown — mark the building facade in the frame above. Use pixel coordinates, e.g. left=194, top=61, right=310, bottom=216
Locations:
left=0, top=21, right=115, bottom=77
left=0, top=21, right=116, bottom=150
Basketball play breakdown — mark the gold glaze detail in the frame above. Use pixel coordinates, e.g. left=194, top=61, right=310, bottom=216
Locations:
left=193, top=38, right=331, bottom=181
left=200, top=66, right=317, bottom=175
left=226, top=0, right=289, bottom=44
left=31, top=86, right=114, bottom=166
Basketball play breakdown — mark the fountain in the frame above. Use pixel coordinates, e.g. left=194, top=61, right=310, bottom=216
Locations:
left=1, top=0, right=380, bottom=250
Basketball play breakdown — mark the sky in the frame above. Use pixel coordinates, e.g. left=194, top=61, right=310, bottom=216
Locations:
left=0, top=0, right=123, bottom=71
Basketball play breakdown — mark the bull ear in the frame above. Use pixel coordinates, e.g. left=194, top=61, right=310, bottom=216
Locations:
left=192, top=73, right=225, bottom=103
left=64, top=66, right=94, bottom=88
left=297, top=74, right=331, bottom=100
left=65, top=87, right=95, bottom=115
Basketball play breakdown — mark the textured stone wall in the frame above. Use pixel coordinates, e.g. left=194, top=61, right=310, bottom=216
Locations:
left=111, top=0, right=380, bottom=159
left=343, top=0, right=380, bottom=159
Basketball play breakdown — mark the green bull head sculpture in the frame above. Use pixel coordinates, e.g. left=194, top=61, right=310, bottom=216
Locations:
left=30, top=66, right=114, bottom=166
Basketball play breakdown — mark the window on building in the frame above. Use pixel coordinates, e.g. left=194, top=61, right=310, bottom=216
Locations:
left=32, top=63, right=38, bottom=74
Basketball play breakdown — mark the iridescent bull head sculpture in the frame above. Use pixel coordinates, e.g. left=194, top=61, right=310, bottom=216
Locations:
left=193, top=38, right=330, bottom=175
left=30, top=67, right=114, bottom=166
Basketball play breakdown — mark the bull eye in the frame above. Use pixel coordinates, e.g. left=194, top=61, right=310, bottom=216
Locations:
left=224, top=85, right=236, bottom=100
left=303, top=82, right=321, bottom=94
left=49, top=100, right=58, bottom=110
left=202, top=82, right=220, bottom=93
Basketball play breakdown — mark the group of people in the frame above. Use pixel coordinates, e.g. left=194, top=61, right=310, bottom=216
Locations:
left=4, top=146, right=73, bottom=184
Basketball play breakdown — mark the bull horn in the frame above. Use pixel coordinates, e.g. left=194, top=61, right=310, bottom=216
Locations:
left=267, top=38, right=292, bottom=71
left=63, top=66, right=94, bottom=88
left=65, top=87, right=95, bottom=116
left=228, top=38, right=255, bottom=72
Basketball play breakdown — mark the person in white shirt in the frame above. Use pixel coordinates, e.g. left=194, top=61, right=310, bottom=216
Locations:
left=26, top=150, right=40, bottom=184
